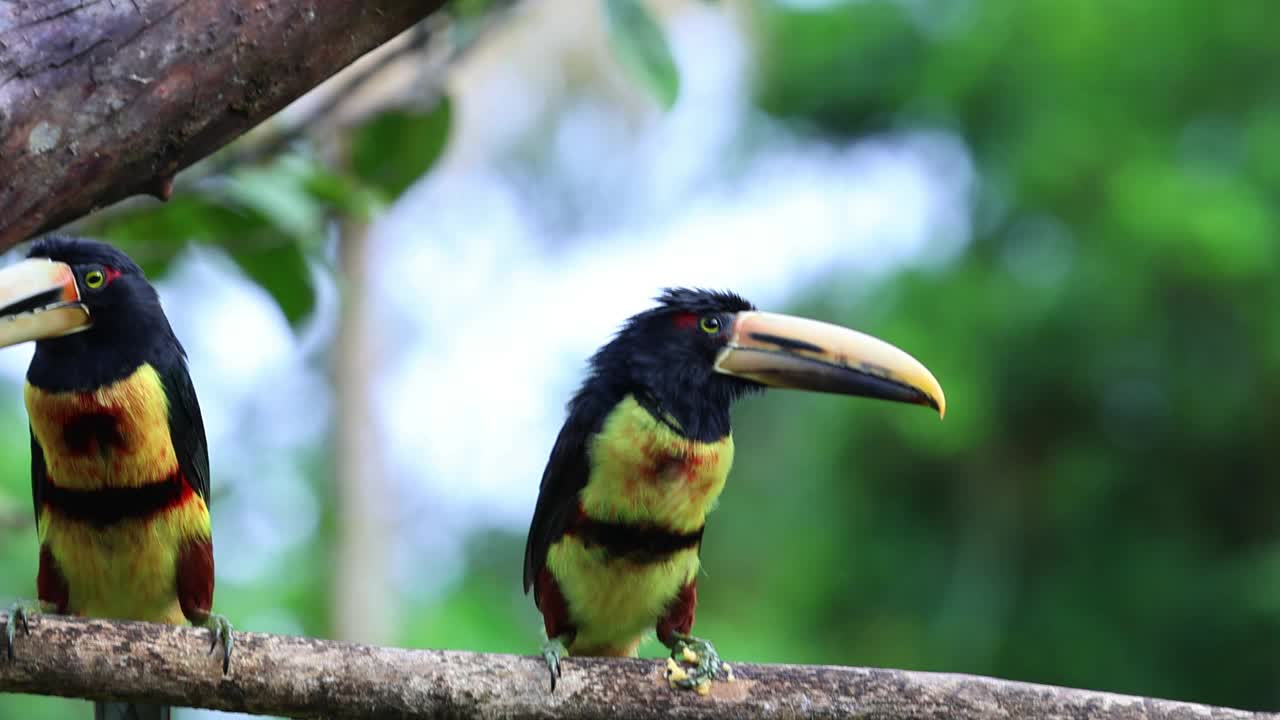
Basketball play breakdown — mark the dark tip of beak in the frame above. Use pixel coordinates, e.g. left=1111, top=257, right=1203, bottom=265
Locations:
left=851, top=371, right=941, bottom=412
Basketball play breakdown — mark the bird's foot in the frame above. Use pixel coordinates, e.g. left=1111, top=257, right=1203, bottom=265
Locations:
left=541, top=636, right=568, bottom=692
left=3, top=600, right=53, bottom=661
left=195, top=612, right=234, bottom=675
left=666, top=633, right=729, bottom=694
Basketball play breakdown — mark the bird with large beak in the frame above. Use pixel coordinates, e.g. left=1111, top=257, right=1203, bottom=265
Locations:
left=524, top=288, right=944, bottom=692
left=0, top=236, right=231, bottom=720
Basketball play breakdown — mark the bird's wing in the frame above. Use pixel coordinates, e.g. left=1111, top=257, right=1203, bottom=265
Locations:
left=30, top=427, right=45, bottom=530
left=159, top=358, right=211, bottom=504
left=522, top=399, right=605, bottom=597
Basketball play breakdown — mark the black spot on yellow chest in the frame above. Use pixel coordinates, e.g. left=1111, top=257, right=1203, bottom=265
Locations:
left=647, top=448, right=688, bottom=481
left=61, top=412, right=125, bottom=455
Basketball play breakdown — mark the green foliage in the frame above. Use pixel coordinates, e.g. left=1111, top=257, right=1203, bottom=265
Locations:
left=734, top=0, right=1280, bottom=710
left=87, top=107, right=445, bottom=326
left=231, top=242, right=314, bottom=327
left=351, top=98, right=454, bottom=201
left=604, top=0, right=681, bottom=109
left=88, top=155, right=342, bottom=327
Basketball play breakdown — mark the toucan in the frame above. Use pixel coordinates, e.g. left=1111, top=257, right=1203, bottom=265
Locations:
left=0, top=236, right=232, bottom=720
left=523, top=288, right=944, bottom=692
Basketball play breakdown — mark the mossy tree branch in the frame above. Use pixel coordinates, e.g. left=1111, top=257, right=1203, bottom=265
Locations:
left=0, top=613, right=1273, bottom=719
left=0, top=0, right=447, bottom=249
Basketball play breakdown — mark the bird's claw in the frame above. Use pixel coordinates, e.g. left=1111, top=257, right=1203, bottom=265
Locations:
left=199, top=613, right=234, bottom=675
left=4, top=600, right=51, bottom=661
left=666, top=634, right=725, bottom=693
left=3, top=605, right=26, bottom=662
left=541, top=636, right=568, bottom=692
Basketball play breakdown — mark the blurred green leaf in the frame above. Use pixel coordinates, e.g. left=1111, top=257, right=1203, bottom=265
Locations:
left=225, top=167, right=325, bottom=240
left=229, top=241, right=313, bottom=327
left=92, top=196, right=270, bottom=279
left=604, top=0, right=680, bottom=109
left=85, top=153, right=374, bottom=326
left=351, top=98, right=453, bottom=200
left=303, top=166, right=384, bottom=222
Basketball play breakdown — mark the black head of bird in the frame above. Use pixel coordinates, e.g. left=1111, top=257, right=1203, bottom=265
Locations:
left=582, top=287, right=944, bottom=442
left=587, top=288, right=761, bottom=442
left=0, top=235, right=180, bottom=390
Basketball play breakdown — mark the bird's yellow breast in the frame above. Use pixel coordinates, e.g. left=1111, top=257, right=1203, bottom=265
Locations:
left=26, top=362, right=208, bottom=623
left=551, top=395, right=735, bottom=654
left=579, top=395, right=735, bottom=533
left=41, top=498, right=208, bottom=623
left=25, top=363, right=178, bottom=490
left=548, top=541, right=700, bottom=654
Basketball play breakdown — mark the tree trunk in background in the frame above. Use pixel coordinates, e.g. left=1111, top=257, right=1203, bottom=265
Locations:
left=332, top=216, right=395, bottom=644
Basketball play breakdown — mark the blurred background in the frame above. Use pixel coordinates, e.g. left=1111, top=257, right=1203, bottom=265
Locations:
left=3, top=0, right=1279, bottom=716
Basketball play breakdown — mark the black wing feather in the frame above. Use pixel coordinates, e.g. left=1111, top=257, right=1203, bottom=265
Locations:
left=157, top=357, right=211, bottom=503
left=522, top=390, right=613, bottom=597
left=30, top=428, right=45, bottom=530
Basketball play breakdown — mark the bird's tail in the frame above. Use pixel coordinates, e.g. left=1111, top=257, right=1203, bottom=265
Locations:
left=94, top=701, right=170, bottom=720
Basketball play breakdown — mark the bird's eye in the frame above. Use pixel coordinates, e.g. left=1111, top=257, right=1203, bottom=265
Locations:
left=84, top=270, right=105, bottom=289
left=700, top=315, right=721, bottom=334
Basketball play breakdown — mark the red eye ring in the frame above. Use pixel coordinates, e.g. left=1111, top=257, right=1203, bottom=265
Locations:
left=673, top=312, right=698, bottom=330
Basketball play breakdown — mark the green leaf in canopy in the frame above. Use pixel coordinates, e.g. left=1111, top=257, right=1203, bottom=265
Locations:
left=229, top=241, right=315, bottom=327
left=603, top=0, right=680, bottom=110
left=351, top=97, right=454, bottom=200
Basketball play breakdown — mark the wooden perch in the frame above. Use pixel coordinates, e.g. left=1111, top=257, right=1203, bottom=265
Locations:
left=0, top=614, right=1273, bottom=719
left=0, top=0, right=448, bottom=250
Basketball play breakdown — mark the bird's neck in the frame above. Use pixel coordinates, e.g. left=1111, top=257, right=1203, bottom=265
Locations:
left=28, top=329, right=167, bottom=392
left=25, top=363, right=179, bottom=491
left=635, top=386, right=732, bottom=444
left=579, top=394, right=736, bottom=533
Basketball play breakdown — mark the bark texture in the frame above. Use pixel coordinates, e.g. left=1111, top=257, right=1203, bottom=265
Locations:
left=0, top=614, right=1274, bottom=720
left=0, top=0, right=446, bottom=248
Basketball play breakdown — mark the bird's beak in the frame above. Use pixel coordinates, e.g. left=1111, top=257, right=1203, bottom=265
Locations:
left=0, top=259, right=90, bottom=349
left=714, top=311, right=945, bottom=418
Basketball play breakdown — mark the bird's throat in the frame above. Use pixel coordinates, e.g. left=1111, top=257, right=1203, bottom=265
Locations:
left=579, top=395, right=735, bottom=534
left=26, top=364, right=178, bottom=491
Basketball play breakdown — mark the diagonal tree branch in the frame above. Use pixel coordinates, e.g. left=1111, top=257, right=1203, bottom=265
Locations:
left=0, top=0, right=449, bottom=250
left=0, top=614, right=1273, bottom=719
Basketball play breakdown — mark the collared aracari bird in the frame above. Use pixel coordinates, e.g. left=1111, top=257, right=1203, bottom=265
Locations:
left=0, top=236, right=232, bottom=720
left=523, top=288, right=944, bottom=692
